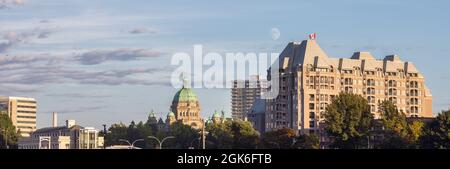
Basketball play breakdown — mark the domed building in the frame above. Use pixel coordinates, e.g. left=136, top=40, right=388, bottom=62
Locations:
left=212, top=111, right=221, bottom=124
left=209, top=110, right=228, bottom=124
left=169, top=85, right=203, bottom=129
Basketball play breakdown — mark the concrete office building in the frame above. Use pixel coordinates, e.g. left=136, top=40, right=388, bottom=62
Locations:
left=265, top=35, right=433, bottom=134
left=18, top=117, right=104, bottom=149
left=231, top=75, right=264, bottom=120
left=0, top=96, right=37, bottom=137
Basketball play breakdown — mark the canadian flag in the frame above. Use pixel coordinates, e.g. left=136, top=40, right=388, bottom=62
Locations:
left=309, top=33, right=317, bottom=40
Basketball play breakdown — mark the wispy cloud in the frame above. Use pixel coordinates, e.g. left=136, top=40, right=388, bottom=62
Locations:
left=75, top=48, right=161, bottom=65
left=45, top=106, right=105, bottom=114
left=0, top=52, right=173, bottom=94
left=0, top=53, right=64, bottom=66
left=129, top=27, right=158, bottom=35
left=46, top=93, right=111, bottom=98
left=0, top=0, right=24, bottom=9
left=0, top=83, right=40, bottom=95
left=39, top=19, right=51, bottom=24
left=0, top=28, right=53, bottom=53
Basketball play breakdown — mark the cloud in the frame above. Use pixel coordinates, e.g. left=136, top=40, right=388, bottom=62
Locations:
left=0, top=83, right=40, bottom=95
left=45, top=93, right=111, bottom=98
left=75, top=48, right=161, bottom=65
left=45, top=106, right=105, bottom=114
left=129, top=28, right=158, bottom=34
left=39, top=19, right=51, bottom=24
left=0, top=54, right=172, bottom=88
left=38, top=30, right=52, bottom=39
left=0, top=0, right=24, bottom=9
left=0, top=47, right=170, bottom=94
left=0, top=29, right=53, bottom=53
left=0, top=53, right=65, bottom=66
left=0, top=31, right=29, bottom=53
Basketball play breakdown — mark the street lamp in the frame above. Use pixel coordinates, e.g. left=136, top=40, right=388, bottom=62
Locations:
left=119, top=139, right=144, bottom=149
left=147, top=136, right=175, bottom=149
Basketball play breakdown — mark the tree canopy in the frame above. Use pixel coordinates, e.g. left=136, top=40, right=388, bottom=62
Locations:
left=324, top=93, right=374, bottom=149
left=420, top=110, right=450, bottom=149
left=0, top=114, right=19, bottom=149
left=206, top=120, right=259, bottom=149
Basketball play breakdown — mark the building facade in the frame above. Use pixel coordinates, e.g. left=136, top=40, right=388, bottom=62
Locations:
left=231, top=75, right=263, bottom=120
left=265, top=36, right=433, bottom=134
left=0, top=96, right=37, bottom=137
left=170, top=84, right=203, bottom=129
left=18, top=119, right=104, bottom=149
left=247, top=98, right=266, bottom=134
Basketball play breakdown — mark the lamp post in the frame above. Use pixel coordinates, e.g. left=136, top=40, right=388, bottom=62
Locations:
left=147, top=136, right=175, bottom=149
left=102, top=124, right=107, bottom=149
left=200, top=119, right=210, bottom=149
left=119, top=139, right=144, bottom=149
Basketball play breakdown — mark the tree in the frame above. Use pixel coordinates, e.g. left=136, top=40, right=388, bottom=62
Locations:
left=0, top=114, right=19, bottom=149
left=262, top=128, right=296, bottom=149
left=420, top=110, right=450, bottom=149
left=165, top=121, right=199, bottom=149
left=293, top=134, right=320, bottom=149
left=206, top=122, right=233, bottom=149
left=230, top=120, right=259, bottom=149
left=104, top=122, right=128, bottom=147
left=378, top=101, right=425, bottom=149
left=378, top=100, right=409, bottom=148
left=206, top=120, right=259, bottom=149
left=324, top=93, right=374, bottom=149
left=407, top=121, right=424, bottom=148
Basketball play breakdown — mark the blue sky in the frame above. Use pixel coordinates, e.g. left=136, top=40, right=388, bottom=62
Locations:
left=1, top=0, right=449, bottom=129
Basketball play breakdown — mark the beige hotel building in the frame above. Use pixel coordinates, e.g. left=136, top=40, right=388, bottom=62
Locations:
left=0, top=96, right=37, bottom=137
left=265, top=36, right=433, bottom=134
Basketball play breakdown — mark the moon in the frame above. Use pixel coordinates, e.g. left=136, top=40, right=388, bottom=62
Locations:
left=271, top=28, right=280, bottom=40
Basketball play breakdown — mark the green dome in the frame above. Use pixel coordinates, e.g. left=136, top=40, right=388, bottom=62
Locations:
left=212, top=111, right=220, bottom=118
left=173, top=87, right=199, bottom=102
left=148, top=111, right=156, bottom=118
left=167, top=111, right=175, bottom=117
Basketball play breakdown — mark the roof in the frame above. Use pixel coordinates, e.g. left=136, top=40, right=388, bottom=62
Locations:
left=250, top=99, right=266, bottom=114
left=275, top=37, right=431, bottom=94
left=33, top=125, right=82, bottom=134
left=212, top=111, right=220, bottom=118
left=167, top=111, right=175, bottom=117
left=172, top=86, right=199, bottom=102
left=278, top=39, right=425, bottom=76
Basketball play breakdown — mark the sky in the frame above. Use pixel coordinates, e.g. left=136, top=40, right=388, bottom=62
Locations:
left=1, top=0, right=449, bottom=129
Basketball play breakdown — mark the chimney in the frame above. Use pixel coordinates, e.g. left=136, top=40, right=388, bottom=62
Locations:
left=66, top=119, right=76, bottom=128
left=52, top=112, right=58, bottom=127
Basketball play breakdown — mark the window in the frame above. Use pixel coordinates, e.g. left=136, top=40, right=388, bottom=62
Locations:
left=309, top=112, right=315, bottom=119
left=388, top=88, right=397, bottom=96
left=309, top=94, right=315, bottom=102
left=344, top=78, right=353, bottom=85
left=366, top=88, right=375, bottom=95
left=309, top=121, right=315, bottom=128
left=344, top=86, right=353, bottom=93
left=388, top=80, right=397, bottom=87
left=370, top=105, right=375, bottom=112
left=389, top=97, right=397, bottom=104
left=366, top=79, right=375, bottom=86
left=309, top=103, right=315, bottom=110
left=367, top=96, right=375, bottom=104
